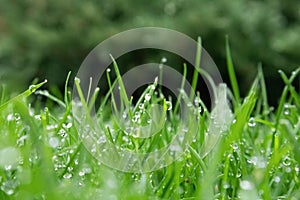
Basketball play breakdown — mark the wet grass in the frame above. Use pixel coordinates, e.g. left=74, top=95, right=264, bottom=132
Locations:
left=0, top=45, right=300, bottom=199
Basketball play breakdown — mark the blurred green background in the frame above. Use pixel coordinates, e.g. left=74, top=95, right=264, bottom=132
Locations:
left=0, top=0, right=300, bottom=105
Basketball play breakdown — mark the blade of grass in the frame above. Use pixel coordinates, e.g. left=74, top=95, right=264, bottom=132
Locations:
left=110, top=55, right=130, bottom=108
left=226, top=36, right=240, bottom=105
left=0, top=80, right=48, bottom=111
left=190, top=37, right=202, bottom=100
left=257, top=63, right=269, bottom=117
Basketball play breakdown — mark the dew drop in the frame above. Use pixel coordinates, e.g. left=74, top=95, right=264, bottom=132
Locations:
left=14, top=113, right=21, bottom=122
left=194, top=96, right=201, bottom=106
left=283, top=103, right=292, bottom=115
left=248, top=117, right=256, bottom=127
left=231, top=143, right=239, bottom=151
left=139, top=103, right=145, bottom=110
left=34, top=115, right=41, bottom=120
left=223, top=182, right=230, bottom=189
left=274, top=176, right=280, bottom=183
left=28, top=85, right=36, bottom=92
left=145, top=94, right=151, bottom=101
left=166, top=101, right=172, bottom=111
left=6, top=114, right=14, bottom=122
left=0, top=147, right=21, bottom=170
left=63, top=173, right=73, bottom=179
left=1, top=180, right=15, bottom=195
left=283, top=157, right=291, bottom=166
left=161, top=57, right=167, bottom=63
left=240, top=180, right=254, bottom=190
left=49, top=137, right=60, bottom=148
left=63, top=122, right=72, bottom=129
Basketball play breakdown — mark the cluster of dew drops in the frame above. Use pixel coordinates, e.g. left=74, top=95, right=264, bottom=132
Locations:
left=0, top=101, right=98, bottom=196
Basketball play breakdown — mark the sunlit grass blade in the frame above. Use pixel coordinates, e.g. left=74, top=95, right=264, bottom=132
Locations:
left=35, top=90, right=66, bottom=108
left=190, top=37, right=202, bottom=99
left=275, top=68, right=300, bottom=130
left=226, top=36, right=240, bottom=106
left=110, top=54, right=130, bottom=108
left=0, top=79, right=47, bottom=111
left=257, top=63, right=269, bottom=116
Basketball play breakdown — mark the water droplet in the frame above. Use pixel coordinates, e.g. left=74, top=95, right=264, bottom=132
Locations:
left=249, top=156, right=266, bottom=168
left=274, top=176, right=280, bottom=183
left=74, top=77, right=80, bottom=84
left=4, top=165, right=12, bottom=171
left=14, top=113, right=21, bottom=122
left=29, top=85, right=36, bottom=92
left=285, top=167, right=291, bottom=173
left=295, top=166, right=299, bottom=174
left=34, top=115, right=41, bottom=120
left=283, top=156, right=291, bottom=166
left=240, top=180, right=254, bottom=190
left=170, top=144, right=182, bottom=152
left=49, top=137, right=60, bottom=148
left=17, top=135, right=28, bottom=147
left=1, top=180, right=15, bottom=195
left=166, top=101, right=172, bottom=111
left=63, top=173, right=73, bottom=179
left=223, top=182, right=230, bottom=189
left=0, top=147, right=21, bottom=170
left=194, top=96, right=201, bottom=106
left=248, top=117, right=256, bottom=127
left=145, top=94, right=151, bottom=101
left=139, top=103, right=145, bottom=110
left=6, top=114, right=14, bottom=122
left=107, top=68, right=111, bottom=72
left=79, top=167, right=91, bottom=177
left=161, top=57, right=167, bottom=63
left=63, top=123, right=72, bottom=129
left=59, top=129, right=67, bottom=137
left=283, top=103, right=292, bottom=115
left=46, top=124, right=57, bottom=131
left=147, top=83, right=156, bottom=91
left=122, top=112, right=127, bottom=119
left=231, top=143, right=239, bottom=151
left=197, top=107, right=202, bottom=114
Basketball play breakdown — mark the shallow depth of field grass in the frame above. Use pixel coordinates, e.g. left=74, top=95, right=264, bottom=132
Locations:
left=0, top=43, right=300, bottom=200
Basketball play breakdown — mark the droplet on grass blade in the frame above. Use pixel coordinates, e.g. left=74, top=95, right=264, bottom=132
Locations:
left=161, top=57, right=167, bottom=63
left=63, top=173, right=73, bottom=179
left=145, top=93, right=151, bottom=101
left=6, top=114, right=14, bottom=122
left=240, top=180, right=254, bottom=190
left=1, top=180, right=16, bottom=196
left=166, top=101, right=172, bottom=111
left=274, top=176, right=281, bottom=183
left=248, top=117, right=256, bottom=127
left=0, top=147, right=21, bottom=170
left=49, top=137, right=60, bottom=148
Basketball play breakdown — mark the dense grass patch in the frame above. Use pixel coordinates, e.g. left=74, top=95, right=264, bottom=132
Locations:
left=0, top=50, right=300, bottom=200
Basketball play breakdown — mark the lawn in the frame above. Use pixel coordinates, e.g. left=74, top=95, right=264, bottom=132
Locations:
left=0, top=44, right=300, bottom=200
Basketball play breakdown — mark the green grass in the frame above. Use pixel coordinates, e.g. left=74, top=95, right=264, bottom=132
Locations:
left=0, top=47, right=300, bottom=200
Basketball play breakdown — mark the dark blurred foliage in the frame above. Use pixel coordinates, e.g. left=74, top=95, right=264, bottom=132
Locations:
left=0, top=0, right=300, bottom=105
